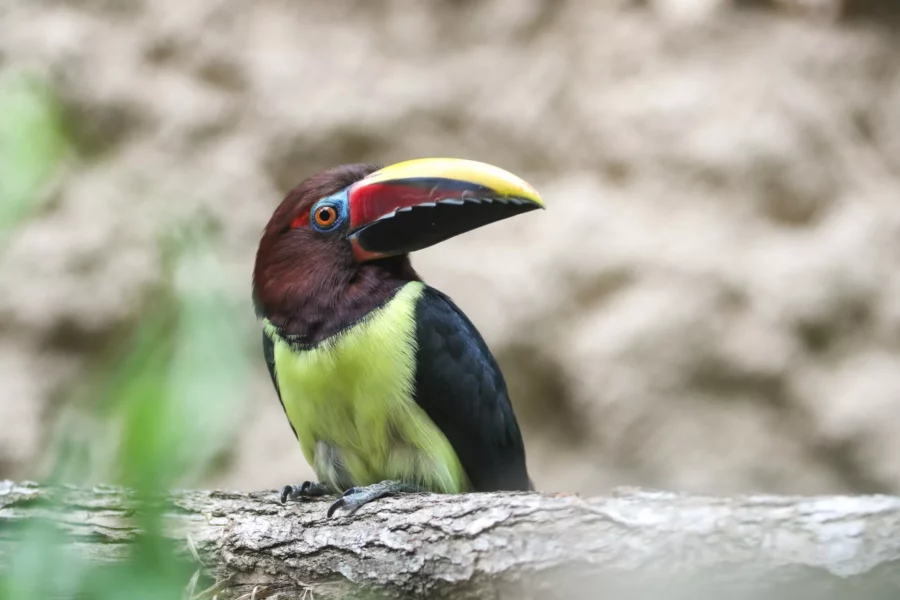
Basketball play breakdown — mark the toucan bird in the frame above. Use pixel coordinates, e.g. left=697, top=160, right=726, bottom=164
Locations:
left=252, top=158, right=543, bottom=516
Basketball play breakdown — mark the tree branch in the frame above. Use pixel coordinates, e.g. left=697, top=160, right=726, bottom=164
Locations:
left=2, top=481, right=900, bottom=599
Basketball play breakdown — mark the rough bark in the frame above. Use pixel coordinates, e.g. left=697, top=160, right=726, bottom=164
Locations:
left=2, top=481, right=900, bottom=599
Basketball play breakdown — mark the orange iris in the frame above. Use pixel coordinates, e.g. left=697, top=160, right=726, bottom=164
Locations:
left=315, top=206, right=337, bottom=228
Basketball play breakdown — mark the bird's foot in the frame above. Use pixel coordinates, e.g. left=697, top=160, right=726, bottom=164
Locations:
left=280, top=481, right=332, bottom=503
left=327, top=480, right=424, bottom=518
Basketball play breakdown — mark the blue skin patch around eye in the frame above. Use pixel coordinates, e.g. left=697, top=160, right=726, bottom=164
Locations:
left=311, top=189, right=350, bottom=232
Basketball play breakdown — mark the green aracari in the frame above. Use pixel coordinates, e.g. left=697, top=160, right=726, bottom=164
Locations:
left=252, top=158, right=543, bottom=517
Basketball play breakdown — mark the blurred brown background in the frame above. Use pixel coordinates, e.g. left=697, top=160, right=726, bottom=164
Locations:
left=1, top=0, right=900, bottom=497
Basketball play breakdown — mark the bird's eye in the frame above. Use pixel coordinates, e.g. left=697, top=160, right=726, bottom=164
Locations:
left=314, top=205, right=338, bottom=229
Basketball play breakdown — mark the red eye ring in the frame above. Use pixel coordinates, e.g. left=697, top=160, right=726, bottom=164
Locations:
left=314, top=205, right=337, bottom=228
left=290, top=212, right=309, bottom=229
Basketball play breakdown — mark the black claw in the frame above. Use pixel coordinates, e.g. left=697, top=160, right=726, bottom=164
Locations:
left=280, top=485, right=294, bottom=504
left=327, top=497, right=345, bottom=518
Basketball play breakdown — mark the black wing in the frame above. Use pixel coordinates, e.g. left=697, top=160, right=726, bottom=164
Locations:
left=413, top=286, right=532, bottom=492
left=263, top=330, right=298, bottom=440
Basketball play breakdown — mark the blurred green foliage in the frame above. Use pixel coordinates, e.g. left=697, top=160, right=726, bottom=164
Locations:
left=47, top=224, right=251, bottom=491
left=0, top=70, right=68, bottom=242
left=0, top=72, right=253, bottom=599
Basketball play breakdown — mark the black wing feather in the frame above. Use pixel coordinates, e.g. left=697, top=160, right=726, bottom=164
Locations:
left=263, top=331, right=299, bottom=440
left=413, top=287, right=532, bottom=492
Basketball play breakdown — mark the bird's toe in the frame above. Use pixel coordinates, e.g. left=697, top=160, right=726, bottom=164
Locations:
left=326, top=481, right=423, bottom=518
left=280, top=481, right=332, bottom=503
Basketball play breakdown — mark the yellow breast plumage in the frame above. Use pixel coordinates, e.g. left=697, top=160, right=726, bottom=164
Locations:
left=264, top=281, right=467, bottom=493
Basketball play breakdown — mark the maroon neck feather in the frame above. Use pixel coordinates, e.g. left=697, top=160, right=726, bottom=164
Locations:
left=252, top=164, right=420, bottom=346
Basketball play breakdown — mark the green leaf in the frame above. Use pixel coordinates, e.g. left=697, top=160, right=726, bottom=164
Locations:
left=0, top=71, right=68, bottom=236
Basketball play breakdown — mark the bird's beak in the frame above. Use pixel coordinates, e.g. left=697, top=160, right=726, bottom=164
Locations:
left=346, top=158, right=544, bottom=262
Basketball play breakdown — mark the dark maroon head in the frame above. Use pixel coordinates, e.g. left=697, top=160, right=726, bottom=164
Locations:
left=252, top=163, right=417, bottom=344
left=252, top=158, right=543, bottom=344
